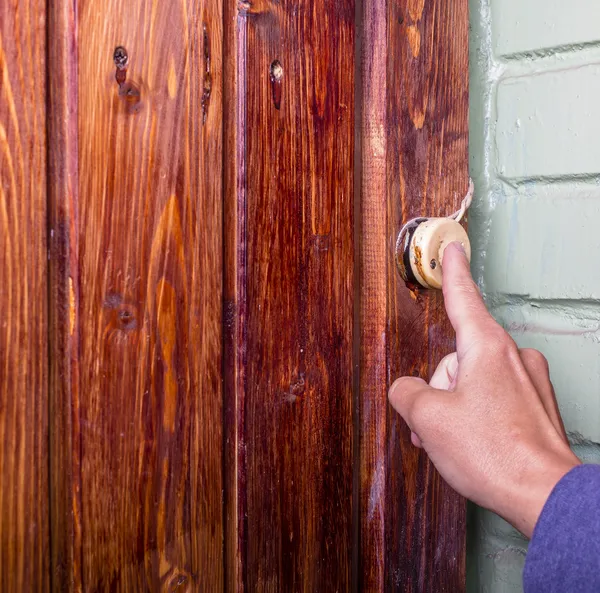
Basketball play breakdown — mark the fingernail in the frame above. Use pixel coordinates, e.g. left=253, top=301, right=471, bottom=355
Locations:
left=451, top=241, right=466, bottom=255
left=446, top=354, right=459, bottom=382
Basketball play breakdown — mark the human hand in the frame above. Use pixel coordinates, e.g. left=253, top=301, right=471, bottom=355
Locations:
left=388, top=243, right=581, bottom=537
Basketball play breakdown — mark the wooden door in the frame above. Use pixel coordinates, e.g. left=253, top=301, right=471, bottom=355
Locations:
left=0, top=0, right=468, bottom=591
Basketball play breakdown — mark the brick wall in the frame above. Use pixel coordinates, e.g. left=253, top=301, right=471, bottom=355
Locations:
left=468, top=0, right=600, bottom=590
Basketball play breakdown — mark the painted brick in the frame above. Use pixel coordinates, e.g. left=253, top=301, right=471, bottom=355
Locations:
left=471, top=1, right=600, bottom=591
left=483, top=187, right=600, bottom=299
left=467, top=506, right=528, bottom=593
left=493, top=305, right=600, bottom=442
left=571, top=435, right=600, bottom=464
left=496, top=65, right=600, bottom=180
left=493, top=0, right=600, bottom=57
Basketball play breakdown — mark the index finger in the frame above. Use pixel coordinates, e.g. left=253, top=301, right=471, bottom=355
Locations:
left=442, top=242, right=498, bottom=352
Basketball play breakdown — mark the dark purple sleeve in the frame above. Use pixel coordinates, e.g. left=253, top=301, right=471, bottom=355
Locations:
left=523, top=464, right=600, bottom=593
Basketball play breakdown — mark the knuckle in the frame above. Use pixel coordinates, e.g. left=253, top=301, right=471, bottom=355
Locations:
left=520, top=348, right=549, bottom=372
left=486, top=328, right=516, bottom=354
left=389, top=377, right=427, bottom=411
left=474, top=318, right=503, bottom=341
left=409, top=396, right=437, bottom=428
left=453, top=277, right=480, bottom=300
left=488, top=324, right=510, bottom=342
left=390, top=376, right=425, bottom=395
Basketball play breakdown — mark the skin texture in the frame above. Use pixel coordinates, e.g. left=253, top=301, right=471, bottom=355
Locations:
left=388, top=242, right=581, bottom=538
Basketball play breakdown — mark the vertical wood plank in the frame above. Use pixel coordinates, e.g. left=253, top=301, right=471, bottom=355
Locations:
left=225, top=0, right=356, bottom=590
left=386, top=0, right=468, bottom=589
left=358, top=0, right=388, bottom=589
left=0, top=1, right=49, bottom=591
left=359, top=0, right=469, bottom=590
left=75, top=0, right=223, bottom=588
left=48, top=0, right=82, bottom=589
left=223, top=2, right=247, bottom=592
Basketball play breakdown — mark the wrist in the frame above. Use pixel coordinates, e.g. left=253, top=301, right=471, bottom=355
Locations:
left=494, top=450, right=581, bottom=538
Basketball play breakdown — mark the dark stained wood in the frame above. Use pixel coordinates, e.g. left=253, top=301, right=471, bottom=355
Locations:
left=60, top=1, right=224, bottom=589
left=0, top=2, right=50, bottom=591
left=223, top=3, right=246, bottom=592
left=224, top=0, right=356, bottom=590
left=358, top=0, right=388, bottom=589
left=48, top=0, right=82, bottom=589
left=359, top=0, right=469, bottom=591
left=2, top=0, right=469, bottom=588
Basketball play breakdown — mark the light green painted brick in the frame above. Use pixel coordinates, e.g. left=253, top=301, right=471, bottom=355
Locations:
left=484, top=189, right=600, bottom=299
left=467, top=506, right=528, bottom=593
left=511, top=331, right=600, bottom=442
left=471, top=0, right=600, bottom=589
left=496, top=65, right=600, bottom=179
left=493, top=305, right=600, bottom=442
left=492, top=0, right=600, bottom=56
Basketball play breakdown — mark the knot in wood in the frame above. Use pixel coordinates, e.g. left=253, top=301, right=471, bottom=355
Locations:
left=113, top=46, right=129, bottom=70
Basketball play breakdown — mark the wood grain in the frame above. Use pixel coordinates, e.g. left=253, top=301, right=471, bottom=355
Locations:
left=0, top=1, right=49, bottom=591
left=1, top=0, right=469, bottom=588
left=224, top=1, right=356, bottom=590
left=358, top=0, right=388, bottom=589
left=223, top=2, right=246, bottom=592
left=359, top=0, right=469, bottom=590
left=48, top=0, right=82, bottom=589
left=68, top=0, right=224, bottom=589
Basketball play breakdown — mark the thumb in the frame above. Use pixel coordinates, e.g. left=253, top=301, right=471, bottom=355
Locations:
left=388, top=377, right=440, bottom=433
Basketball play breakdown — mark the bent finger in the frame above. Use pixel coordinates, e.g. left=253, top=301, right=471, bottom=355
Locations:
left=520, top=349, right=568, bottom=443
left=429, top=352, right=459, bottom=391
left=411, top=431, right=423, bottom=448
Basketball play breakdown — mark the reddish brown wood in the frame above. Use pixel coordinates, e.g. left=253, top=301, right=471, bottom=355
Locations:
left=48, top=0, right=82, bottom=589
left=223, top=3, right=247, bottom=592
left=48, top=1, right=225, bottom=589
left=2, top=0, right=469, bottom=588
left=0, top=2, right=50, bottom=591
left=358, top=0, right=388, bottom=588
left=359, top=0, right=469, bottom=591
left=224, top=1, right=356, bottom=590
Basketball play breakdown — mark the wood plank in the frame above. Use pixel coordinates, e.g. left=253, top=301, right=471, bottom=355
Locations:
left=76, top=0, right=223, bottom=588
left=225, top=1, right=356, bottom=590
left=358, top=0, right=388, bottom=589
left=359, top=0, right=469, bottom=590
left=0, top=2, right=50, bottom=591
left=385, top=0, right=468, bottom=589
left=48, top=0, right=82, bottom=589
left=223, top=3, right=246, bottom=593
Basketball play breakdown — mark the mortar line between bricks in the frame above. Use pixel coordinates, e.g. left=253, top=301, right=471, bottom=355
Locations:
left=487, top=294, right=600, bottom=308
left=485, top=296, right=600, bottom=326
left=498, top=39, right=600, bottom=63
left=498, top=173, right=600, bottom=189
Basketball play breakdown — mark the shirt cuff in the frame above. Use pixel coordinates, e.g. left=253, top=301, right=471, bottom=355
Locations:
left=523, top=464, right=600, bottom=593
